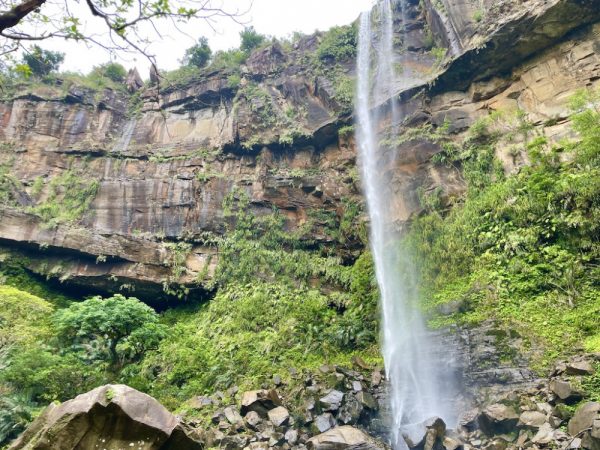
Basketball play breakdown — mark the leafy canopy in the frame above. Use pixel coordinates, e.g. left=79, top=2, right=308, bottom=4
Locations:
left=54, top=294, right=166, bottom=366
left=21, top=45, right=64, bottom=77
left=183, top=37, right=212, bottom=68
left=240, top=26, right=266, bottom=54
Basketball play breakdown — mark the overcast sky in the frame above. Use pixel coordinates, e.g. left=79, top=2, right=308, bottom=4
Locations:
left=41, top=0, right=375, bottom=75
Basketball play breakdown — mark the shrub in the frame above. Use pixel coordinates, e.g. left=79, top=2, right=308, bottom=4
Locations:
left=54, top=294, right=166, bottom=368
left=95, top=62, right=127, bottom=82
left=183, top=37, right=212, bottom=68
left=22, top=46, right=64, bottom=77
left=240, top=26, right=266, bottom=54
left=316, top=24, right=357, bottom=62
left=405, top=91, right=600, bottom=369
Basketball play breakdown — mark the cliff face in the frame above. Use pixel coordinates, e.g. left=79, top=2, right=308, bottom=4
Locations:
left=1, top=0, right=599, bottom=303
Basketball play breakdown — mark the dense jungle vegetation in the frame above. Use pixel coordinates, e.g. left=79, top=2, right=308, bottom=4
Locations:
left=406, top=90, right=600, bottom=371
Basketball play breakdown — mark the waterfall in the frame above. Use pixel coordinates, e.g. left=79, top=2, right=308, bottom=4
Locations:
left=356, top=1, right=457, bottom=447
left=111, top=119, right=137, bottom=154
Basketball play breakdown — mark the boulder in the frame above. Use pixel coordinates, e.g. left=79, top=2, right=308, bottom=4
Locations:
left=8, top=384, right=202, bottom=450
left=566, top=361, right=595, bottom=376
left=224, top=405, right=243, bottom=424
left=518, top=411, right=547, bottom=429
left=402, top=417, right=446, bottom=449
left=356, top=391, right=378, bottom=411
left=479, top=404, right=519, bottom=435
left=568, top=402, right=600, bottom=436
left=320, top=390, right=345, bottom=411
left=244, top=410, right=262, bottom=430
left=313, top=413, right=337, bottom=434
left=268, top=406, right=290, bottom=427
left=531, top=423, right=555, bottom=445
left=550, top=379, right=583, bottom=403
left=285, top=428, right=299, bottom=445
left=307, top=425, right=387, bottom=449
left=240, top=389, right=282, bottom=417
left=337, top=395, right=364, bottom=425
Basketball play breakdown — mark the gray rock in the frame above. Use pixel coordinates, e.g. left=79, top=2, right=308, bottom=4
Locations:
left=550, top=379, right=583, bottom=403
left=337, top=395, right=363, bottom=425
left=268, top=406, right=290, bottom=427
left=518, top=411, right=547, bottom=429
left=320, top=390, right=345, bottom=411
left=224, top=406, right=243, bottom=424
left=443, top=434, right=464, bottom=450
left=568, top=402, right=600, bottom=436
left=531, top=423, right=554, bottom=445
left=269, top=431, right=286, bottom=446
left=246, top=443, right=269, bottom=450
left=285, top=429, right=299, bottom=445
left=307, top=425, right=386, bottom=449
left=8, top=384, right=202, bottom=450
left=356, top=391, right=378, bottom=411
left=313, top=413, right=336, bottom=434
left=402, top=417, right=446, bottom=449
left=371, top=370, right=382, bottom=387
left=352, top=381, right=363, bottom=392
left=245, top=411, right=262, bottom=430
left=479, top=404, right=519, bottom=435
left=187, top=395, right=213, bottom=409
left=240, top=389, right=282, bottom=417
left=566, top=361, right=595, bottom=376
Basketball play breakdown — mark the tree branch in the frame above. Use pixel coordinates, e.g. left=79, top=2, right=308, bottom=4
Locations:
left=0, top=0, right=47, bottom=32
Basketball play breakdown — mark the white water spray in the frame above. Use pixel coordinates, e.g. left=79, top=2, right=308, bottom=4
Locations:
left=356, top=1, right=457, bottom=447
left=111, top=119, right=137, bottom=154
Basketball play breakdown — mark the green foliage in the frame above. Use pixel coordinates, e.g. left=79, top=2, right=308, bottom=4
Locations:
left=54, top=294, right=166, bottom=367
left=0, top=393, right=38, bottom=446
left=0, top=254, right=74, bottom=308
left=338, top=125, right=354, bottom=138
left=92, top=62, right=127, bottom=82
left=405, top=91, right=600, bottom=369
left=430, top=47, right=447, bottom=67
left=316, top=24, right=357, bottom=62
left=0, top=285, right=53, bottom=352
left=138, top=278, right=378, bottom=407
left=240, top=26, right=266, bottom=54
left=29, top=169, right=99, bottom=228
left=227, top=73, right=241, bottom=89
left=22, top=46, right=64, bottom=77
left=211, top=49, right=247, bottom=71
left=132, top=189, right=379, bottom=406
left=183, top=37, right=212, bottom=68
left=0, top=164, right=22, bottom=207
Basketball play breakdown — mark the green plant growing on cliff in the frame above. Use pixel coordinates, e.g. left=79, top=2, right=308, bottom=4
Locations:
left=316, top=24, right=357, bottom=63
left=54, top=294, right=166, bottom=369
left=21, top=46, right=64, bottom=78
left=405, top=90, right=600, bottom=369
left=183, top=37, right=212, bottom=68
left=29, top=170, right=99, bottom=228
left=162, top=242, right=192, bottom=297
left=240, top=26, right=266, bottom=54
left=0, top=164, right=22, bottom=207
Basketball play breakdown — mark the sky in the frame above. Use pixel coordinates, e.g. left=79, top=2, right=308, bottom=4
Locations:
left=40, top=0, right=375, bottom=75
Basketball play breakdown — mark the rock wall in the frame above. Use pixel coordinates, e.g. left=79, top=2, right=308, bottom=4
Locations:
left=0, top=0, right=599, bottom=301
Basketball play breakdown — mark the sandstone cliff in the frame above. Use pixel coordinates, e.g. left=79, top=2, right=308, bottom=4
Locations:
left=0, top=0, right=599, bottom=304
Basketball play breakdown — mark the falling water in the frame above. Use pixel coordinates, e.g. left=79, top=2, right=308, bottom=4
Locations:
left=356, top=1, right=457, bottom=447
left=111, top=119, right=137, bottom=153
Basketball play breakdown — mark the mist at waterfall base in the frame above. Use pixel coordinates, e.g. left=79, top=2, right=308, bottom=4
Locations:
left=355, top=1, right=459, bottom=447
